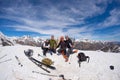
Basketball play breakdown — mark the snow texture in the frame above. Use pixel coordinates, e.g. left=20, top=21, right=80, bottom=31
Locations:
left=0, top=45, right=120, bottom=80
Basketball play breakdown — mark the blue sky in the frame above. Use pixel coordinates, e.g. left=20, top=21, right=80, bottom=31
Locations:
left=0, top=0, right=120, bottom=41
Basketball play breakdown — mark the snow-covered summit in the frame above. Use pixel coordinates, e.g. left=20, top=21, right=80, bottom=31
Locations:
left=0, top=45, right=120, bottom=80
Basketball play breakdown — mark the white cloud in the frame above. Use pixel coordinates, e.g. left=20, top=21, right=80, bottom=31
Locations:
left=1, top=0, right=120, bottom=41
left=97, top=9, right=120, bottom=29
left=10, top=25, right=63, bottom=35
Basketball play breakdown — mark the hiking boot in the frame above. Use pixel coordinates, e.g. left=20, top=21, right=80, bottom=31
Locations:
left=65, top=58, right=68, bottom=62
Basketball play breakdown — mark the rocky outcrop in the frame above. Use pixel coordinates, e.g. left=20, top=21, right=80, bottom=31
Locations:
left=0, top=32, right=14, bottom=46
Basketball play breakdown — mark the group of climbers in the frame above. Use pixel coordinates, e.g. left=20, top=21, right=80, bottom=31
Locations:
left=41, top=35, right=74, bottom=62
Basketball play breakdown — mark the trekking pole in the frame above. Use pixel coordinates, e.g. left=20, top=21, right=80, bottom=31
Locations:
left=0, top=54, right=7, bottom=60
left=0, top=58, right=12, bottom=64
left=32, top=71, right=58, bottom=77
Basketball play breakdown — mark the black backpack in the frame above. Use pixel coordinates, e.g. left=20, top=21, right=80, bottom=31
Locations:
left=41, top=42, right=49, bottom=50
left=77, top=52, right=90, bottom=63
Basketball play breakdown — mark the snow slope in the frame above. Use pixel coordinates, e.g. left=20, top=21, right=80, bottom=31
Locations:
left=0, top=45, right=120, bottom=80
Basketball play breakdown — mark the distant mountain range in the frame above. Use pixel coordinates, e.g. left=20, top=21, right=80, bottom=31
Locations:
left=74, top=41, right=120, bottom=53
left=0, top=32, right=120, bottom=53
left=0, top=32, right=43, bottom=47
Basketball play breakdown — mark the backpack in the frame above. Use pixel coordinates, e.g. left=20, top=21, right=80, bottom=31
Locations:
left=41, top=41, right=49, bottom=50
left=77, top=52, right=90, bottom=63
left=42, top=58, right=54, bottom=66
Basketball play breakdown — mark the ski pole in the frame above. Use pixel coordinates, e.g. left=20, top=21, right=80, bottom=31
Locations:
left=0, top=54, right=7, bottom=60
left=32, top=71, right=57, bottom=77
left=15, top=56, right=23, bottom=67
left=0, top=58, right=12, bottom=64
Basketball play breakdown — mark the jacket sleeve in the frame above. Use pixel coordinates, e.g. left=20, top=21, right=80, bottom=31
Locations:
left=54, top=40, right=57, bottom=47
left=56, top=41, right=61, bottom=48
left=69, top=39, right=73, bottom=47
